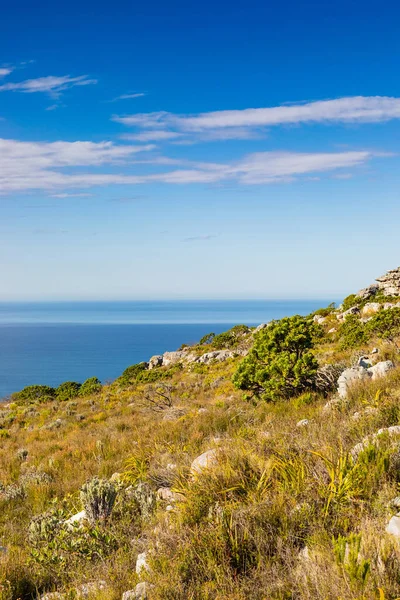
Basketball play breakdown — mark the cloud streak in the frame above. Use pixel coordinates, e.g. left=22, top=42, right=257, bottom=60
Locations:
left=113, top=96, right=400, bottom=142
left=0, top=74, right=97, bottom=95
left=0, top=136, right=385, bottom=193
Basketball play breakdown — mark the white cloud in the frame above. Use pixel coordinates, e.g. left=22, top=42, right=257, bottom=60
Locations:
left=122, top=130, right=184, bottom=142
left=112, top=96, right=400, bottom=143
left=0, top=136, right=390, bottom=193
left=110, top=92, right=146, bottom=101
left=50, top=192, right=94, bottom=198
left=0, top=67, right=13, bottom=78
left=0, top=75, right=97, bottom=95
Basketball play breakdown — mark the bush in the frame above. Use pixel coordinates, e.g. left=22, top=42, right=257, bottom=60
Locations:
left=366, top=306, right=400, bottom=344
left=341, top=294, right=360, bottom=311
left=80, top=477, right=117, bottom=524
left=199, top=332, right=215, bottom=345
left=118, top=362, right=148, bottom=387
left=232, top=315, right=318, bottom=401
left=79, top=376, right=102, bottom=396
left=312, top=302, right=336, bottom=317
left=212, top=325, right=250, bottom=350
left=56, top=381, right=81, bottom=401
left=12, top=385, right=56, bottom=404
left=339, top=315, right=368, bottom=349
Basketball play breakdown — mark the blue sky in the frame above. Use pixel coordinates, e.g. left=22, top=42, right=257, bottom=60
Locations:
left=2, top=0, right=400, bottom=300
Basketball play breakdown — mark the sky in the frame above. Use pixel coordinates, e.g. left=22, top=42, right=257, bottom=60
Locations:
left=1, top=0, right=400, bottom=301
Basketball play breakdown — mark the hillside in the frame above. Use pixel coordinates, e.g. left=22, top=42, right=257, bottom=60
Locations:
left=3, top=268, right=400, bottom=599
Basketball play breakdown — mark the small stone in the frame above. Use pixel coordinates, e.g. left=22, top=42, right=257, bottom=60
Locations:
left=156, top=487, right=184, bottom=503
left=296, top=419, right=309, bottom=428
left=76, top=581, right=106, bottom=599
left=390, top=496, right=400, bottom=509
left=136, top=552, right=151, bottom=575
left=328, top=327, right=337, bottom=333
left=386, top=515, right=400, bottom=537
left=371, top=347, right=379, bottom=354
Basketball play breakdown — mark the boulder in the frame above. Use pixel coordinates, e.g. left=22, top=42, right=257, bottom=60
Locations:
left=337, top=367, right=371, bottom=399
left=190, top=449, right=219, bottom=476
left=39, top=594, right=65, bottom=600
left=162, top=350, right=188, bottom=366
left=367, top=360, right=395, bottom=380
left=357, top=284, right=379, bottom=300
left=136, top=552, right=151, bottom=575
left=361, top=302, right=381, bottom=316
left=196, top=350, right=235, bottom=364
left=313, top=315, right=326, bottom=324
left=148, top=355, right=163, bottom=369
left=342, top=306, right=361, bottom=319
left=386, top=515, right=400, bottom=537
left=351, top=425, right=400, bottom=459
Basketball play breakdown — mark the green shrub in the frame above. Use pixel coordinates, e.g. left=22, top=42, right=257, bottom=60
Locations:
left=232, top=315, right=318, bottom=401
left=211, top=325, right=250, bottom=350
left=79, top=376, right=102, bottom=396
left=366, top=306, right=400, bottom=344
left=341, top=294, right=360, bottom=311
left=12, top=385, right=56, bottom=404
left=339, top=316, right=367, bottom=349
left=312, top=302, right=336, bottom=317
left=56, top=381, right=81, bottom=401
left=118, top=362, right=148, bottom=387
left=199, top=332, right=215, bottom=345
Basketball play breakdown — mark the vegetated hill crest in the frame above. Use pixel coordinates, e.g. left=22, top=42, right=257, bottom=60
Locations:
left=3, top=265, right=400, bottom=600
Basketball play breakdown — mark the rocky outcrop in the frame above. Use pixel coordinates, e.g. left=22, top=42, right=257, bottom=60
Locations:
left=136, top=552, right=151, bottom=575
left=358, top=267, right=400, bottom=299
left=195, top=350, right=235, bottom=364
left=122, top=582, right=153, bottom=600
left=337, top=361, right=395, bottom=398
left=376, top=267, right=400, bottom=296
left=148, top=355, right=163, bottom=369
left=337, top=367, right=371, bottom=399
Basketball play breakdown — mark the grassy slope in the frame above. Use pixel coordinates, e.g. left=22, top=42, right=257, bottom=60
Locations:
left=2, top=305, right=400, bottom=599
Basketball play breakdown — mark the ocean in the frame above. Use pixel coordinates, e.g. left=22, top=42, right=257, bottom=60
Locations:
left=0, top=300, right=332, bottom=399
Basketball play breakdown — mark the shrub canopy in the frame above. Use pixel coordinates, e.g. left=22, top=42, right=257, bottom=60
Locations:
left=232, top=315, right=319, bottom=401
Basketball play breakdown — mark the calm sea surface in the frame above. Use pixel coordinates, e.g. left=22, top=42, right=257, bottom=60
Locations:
left=0, top=300, right=332, bottom=399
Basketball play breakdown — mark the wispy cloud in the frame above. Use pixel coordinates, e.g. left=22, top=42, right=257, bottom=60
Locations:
left=121, top=130, right=183, bottom=142
left=110, top=92, right=146, bottom=102
left=0, top=134, right=387, bottom=193
left=0, top=74, right=97, bottom=95
left=50, top=192, right=94, bottom=198
left=0, top=67, right=13, bottom=78
left=112, top=96, right=400, bottom=143
left=183, top=234, right=218, bottom=242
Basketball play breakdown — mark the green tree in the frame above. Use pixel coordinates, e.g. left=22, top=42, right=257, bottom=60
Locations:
left=366, top=306, right=400, bottom=346
left=12, top=385, right=56, bottom=404
left=232, top=316, right=318, bottom=401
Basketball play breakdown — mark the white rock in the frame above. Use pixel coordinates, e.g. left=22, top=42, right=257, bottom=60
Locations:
left=40, top=594, right=65, bottom=600
left=136, top=552, right=151, bottom=575
left=190, top=449, right=218, bottom=476
left=157, top=487, right=184, bottom=503
left=386, top=515, right=400, bottom=537
left=361, top=302, right=381, bottom=316
left=196, top=350, right=235, bottom=364
left=371, top=347, right=379, bottom=354
left=198, top=407, right=208, bottom=414
left=313, top=315, right=326, bottom=324
left=127, top=582, right=152, bottom=600
left=296, top=419, right=309, bottom=428
left=148, top=355, right=163, bottom=369
left=328, top=327, right=337, bottom=333
left=342, top=306, right=360, bottom=319
left=76, top=581, right=106, bottom=599
left=384, top=303, right=396, bottom=310
left=337, top=367, right=371, bottom=399
left=367, top=360, right=395, bottom=380
left=65, top=510, right=87, bottom=529
left=162, top=350, right=188, bottom=366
